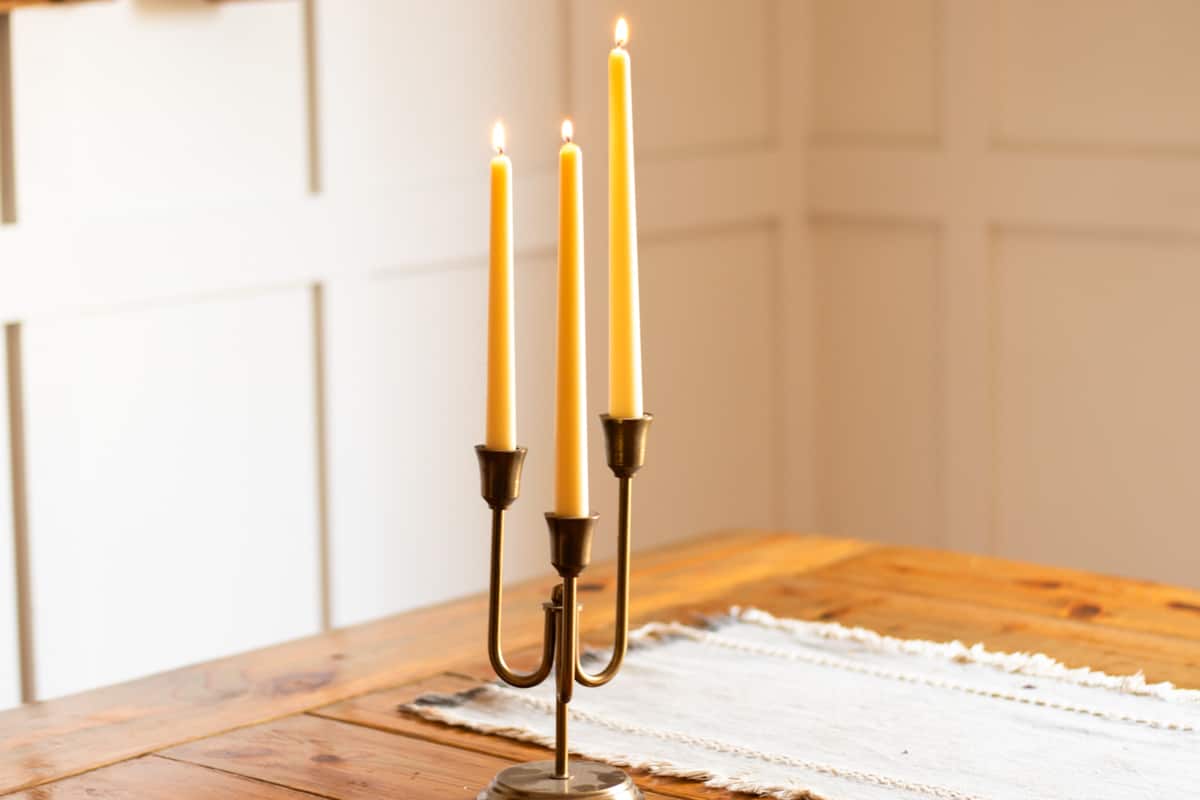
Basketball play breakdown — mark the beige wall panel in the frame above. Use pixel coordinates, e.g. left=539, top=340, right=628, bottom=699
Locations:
left=569, top=0, right=772, bottom=154
left=814, top=220, right=941, bottom=547
left=319, top=0, right=566, bottom=196
left=775, top=0, right=819, bottom=533
left=626, top=228, right=777, bottom=543
left=10, top=1, right=305, bottom=221
left=23, top=290, right=322, bottom=699
left=995, top=232, right=1200, bottom=587
left=993, top=0, right=1200, bottom=152
left=812, top=0, right=940, bottom=144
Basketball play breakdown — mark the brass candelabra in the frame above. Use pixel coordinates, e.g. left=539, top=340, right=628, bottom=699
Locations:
left=474, top=413, right=652, bottom=800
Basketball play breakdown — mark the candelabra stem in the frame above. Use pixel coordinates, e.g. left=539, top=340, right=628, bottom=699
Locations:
left=554, top=699, right=569, bottom=778
left=555, top=574, right=578, bottom=777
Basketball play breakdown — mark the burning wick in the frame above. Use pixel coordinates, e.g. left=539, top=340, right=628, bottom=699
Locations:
left=492, top=121, right=506, bottom=155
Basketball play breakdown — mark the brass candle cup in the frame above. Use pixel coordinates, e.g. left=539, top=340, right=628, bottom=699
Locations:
left=476, top=445, right=528, bottom=510
left=546, top=513, right=597, bottom=578
left=600, top=413, right=652, bottom=478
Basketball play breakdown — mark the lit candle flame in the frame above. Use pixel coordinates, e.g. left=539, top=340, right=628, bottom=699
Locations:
left=615, top=17, right=628, bottom=47
left=492, top=121, right=506, bottom=154
left=561, top=119, right=574, bottom=143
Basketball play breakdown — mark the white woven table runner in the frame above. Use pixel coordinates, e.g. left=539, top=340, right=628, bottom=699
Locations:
left=406, top=608, right=1198, bottom=800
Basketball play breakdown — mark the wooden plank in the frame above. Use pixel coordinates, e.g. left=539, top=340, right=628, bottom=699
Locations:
left=313, top=675, right=754, bottom=800
left=0, top=531, right=868, bottom=795
left=11, top=530, right=1193, bottom=798
left=1, top=755, right=315, bottom=799
left=812, top=546, right=1200, bottom=642
left=160, top=713, right=677, bottom=800
left=451, top=576, right=1200, bottom=689
left=315, top=577, right=1200, bottom=800
left=687, top=574, right=1200, bottom=688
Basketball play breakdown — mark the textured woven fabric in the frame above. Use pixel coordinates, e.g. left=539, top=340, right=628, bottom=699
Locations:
left=405, top=608, right=1198, bottom=800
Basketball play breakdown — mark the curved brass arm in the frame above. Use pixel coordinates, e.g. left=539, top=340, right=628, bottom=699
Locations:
left=488, top=509, right=557, bottom=688
left=575, top=477, right=633, bottom=688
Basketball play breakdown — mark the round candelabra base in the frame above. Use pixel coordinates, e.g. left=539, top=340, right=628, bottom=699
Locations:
left=478, top=761, right=644, bottom=800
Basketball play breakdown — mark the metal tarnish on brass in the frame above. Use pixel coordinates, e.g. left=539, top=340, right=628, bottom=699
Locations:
left=546, top=513, right=598, bottom=578
left=600, top=413, right=652, bottom=478
left=475, top=413, right=652, bottom=799
left=476, top=446, right=528, bottom=510
left=478, top=761, right=644, bottom=800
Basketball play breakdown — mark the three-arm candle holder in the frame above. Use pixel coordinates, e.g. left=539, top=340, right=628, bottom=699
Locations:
left=474, top=413, right=652, bottom=800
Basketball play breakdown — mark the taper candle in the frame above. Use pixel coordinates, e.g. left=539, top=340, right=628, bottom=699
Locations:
left=608, top=17, right=643, bottom=419
left=486, top=121, right=516, bottom=451
left=554, top=119, right=589, bottom=517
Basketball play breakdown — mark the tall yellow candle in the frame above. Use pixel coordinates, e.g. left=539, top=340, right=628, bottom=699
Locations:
left=608, top=17, right=643, bottom=419
left=554, top=120, right=589, bottom=517
left=486, top=121, right=516, bottom=451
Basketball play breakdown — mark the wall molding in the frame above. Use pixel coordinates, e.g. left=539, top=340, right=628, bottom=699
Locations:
left=3, top=324, right=31, bottom=702
left=0, top=148, right=782, bottom=325
left=0, top=16, right=15, bottom=225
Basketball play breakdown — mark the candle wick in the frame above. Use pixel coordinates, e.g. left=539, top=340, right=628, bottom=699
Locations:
left=615, top=17, right=629, bottom=48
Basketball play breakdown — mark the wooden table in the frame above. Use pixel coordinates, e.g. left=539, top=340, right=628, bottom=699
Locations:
left=1, top=530, right=1198, bottom=799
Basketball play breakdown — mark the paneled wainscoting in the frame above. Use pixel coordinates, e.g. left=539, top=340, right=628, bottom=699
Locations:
left=0, top=0, right=806, bottom=706
left=2, top=0, right=1198, bottom=710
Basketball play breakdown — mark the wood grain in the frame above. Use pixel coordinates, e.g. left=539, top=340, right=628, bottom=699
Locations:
left=699, top=574, right=1200, bottom=687
left=312, top=675, right=755, bottom=800
left=1, top=755, right=315, bottom=799
left=813, top=546, right=1200, bottom=641
left=451, top=574, right=1200, bottom=689
left=0, top=531, right=867, bottom=795
left=5, top=530, right=1197, bottom=800
left=161, top=713, right=677, bottom=800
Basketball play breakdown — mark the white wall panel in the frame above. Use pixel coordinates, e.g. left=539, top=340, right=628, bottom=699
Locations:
left=319, top=0, right=565, bottom=196
left=569, top=0, right=773, bottom=154
left=812, top=0, right=940, bottom=144
left=329, top=226, right=780, bottom=627
left=326, top=257, right=557, bottom=628
left=10, top=0, right=306, bottom=222
left=23, top=289, right=321, bottom=699
left=814, top=220, right=941, bottom=547
left=993, top=0, right=1200, bottom=152
left=0, top=339, right=18, bottom=709
left=995, top=232, right=1200, bottom=586
left=0, top=0, right=800, bottom=699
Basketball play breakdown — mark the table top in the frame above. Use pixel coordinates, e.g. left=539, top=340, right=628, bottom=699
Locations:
left=1, top=530, right=1198, bottom=799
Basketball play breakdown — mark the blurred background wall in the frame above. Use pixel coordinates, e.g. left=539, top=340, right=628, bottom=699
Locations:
left=0, top=0, right=1195, bottom=709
